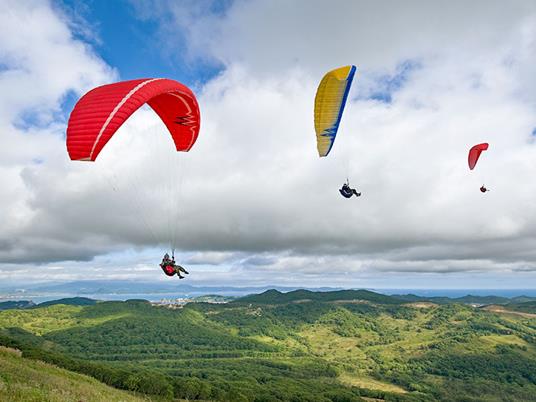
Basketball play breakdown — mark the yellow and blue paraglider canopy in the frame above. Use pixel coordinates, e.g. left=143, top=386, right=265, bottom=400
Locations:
left=314, top=65, right=356, bottom=157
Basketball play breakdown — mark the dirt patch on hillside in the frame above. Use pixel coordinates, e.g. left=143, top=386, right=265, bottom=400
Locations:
left=482, top=305, right=536, bottom=318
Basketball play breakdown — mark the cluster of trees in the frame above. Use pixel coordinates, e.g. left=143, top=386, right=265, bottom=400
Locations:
left=507, top=301, right=536, bottom=314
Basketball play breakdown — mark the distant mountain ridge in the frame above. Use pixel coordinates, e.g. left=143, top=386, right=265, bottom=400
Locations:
left=2, top=280, right=342, bottom=296
left=2, top=280, right=535, bottom=301
left=393, top=293, right=536, bottom=305
left=2, top=283, right=536, bottom=313
left=237, top=289, right=404, bottom=304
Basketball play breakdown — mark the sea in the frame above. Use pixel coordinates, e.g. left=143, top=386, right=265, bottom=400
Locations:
left=377, top=289, right=536, bottom=298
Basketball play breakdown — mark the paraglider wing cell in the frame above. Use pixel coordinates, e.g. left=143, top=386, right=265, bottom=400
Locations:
left=314, top=65, right=356, bottom=157
left=468, top=143, right=489, bottom=170
left=66, top=78, right=200, bottom=161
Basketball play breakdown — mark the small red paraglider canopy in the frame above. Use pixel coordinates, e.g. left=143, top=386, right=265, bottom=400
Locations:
left=468, top=143, right=489, bottom=170
left=67, top=78, right=200, bottom=161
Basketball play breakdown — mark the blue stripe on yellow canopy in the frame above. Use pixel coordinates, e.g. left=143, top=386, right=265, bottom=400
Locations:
left=314, top=65, right=356, bottom=157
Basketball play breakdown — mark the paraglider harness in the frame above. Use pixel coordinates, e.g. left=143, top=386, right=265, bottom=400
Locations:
left=160, top=251, right=189, bottom=279
left=339, top=179, right=361, bottom=199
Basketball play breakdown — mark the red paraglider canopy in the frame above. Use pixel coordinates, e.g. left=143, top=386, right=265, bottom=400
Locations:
left=67, top=78, right=200, bottom=161
left=468, top=143, right=489, bottom=170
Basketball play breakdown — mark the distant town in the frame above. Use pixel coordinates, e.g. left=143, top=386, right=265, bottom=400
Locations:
left=151, top=295, right=235, bottom=308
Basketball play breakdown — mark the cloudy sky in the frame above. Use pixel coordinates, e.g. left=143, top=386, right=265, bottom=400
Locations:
left=1, top=0, right=536, bottom=289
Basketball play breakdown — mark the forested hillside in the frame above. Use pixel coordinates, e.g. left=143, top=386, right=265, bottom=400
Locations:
left=0, top=291, right=535, bottom=401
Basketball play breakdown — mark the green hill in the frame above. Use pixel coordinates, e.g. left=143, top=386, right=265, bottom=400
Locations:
left=511, top=296, right=536, bottom=303
left=238, top=288, right=403, bottom=304
left=0, top=300, right=35, bottom=310
left=0, top=297, right=98, bottom=312
left=0, top=346, right=151, bottom=402
left=393, top=294, right=519, bottom=305
left=35, top=297, right=98, bottom=308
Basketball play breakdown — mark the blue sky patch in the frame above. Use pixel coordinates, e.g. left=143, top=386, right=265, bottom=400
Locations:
left=207, top=0, right=234, bottom=16
left=14, top=108, right=50, bottom=131
left=368, top=59, right=421, bottom=103
left=60, top=90, right=80, bottom=124
left=242, top=256, right=277, bottom=267
left=60, top=0, right=224, bottom=87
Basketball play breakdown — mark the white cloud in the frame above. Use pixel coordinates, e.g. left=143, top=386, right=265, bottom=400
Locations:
left=136, top=1, right=536, bottom=78
left=0, top=0, right=115, bottom=263
left=2, top=0, right=536, bottom=287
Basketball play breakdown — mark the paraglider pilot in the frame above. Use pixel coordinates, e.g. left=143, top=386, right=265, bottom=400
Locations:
left=339, top=181, right=361, bottom=199
left=160, top=253, right=189, bottom=279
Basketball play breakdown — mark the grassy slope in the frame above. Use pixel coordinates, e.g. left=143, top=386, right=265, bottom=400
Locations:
left=0, top=346, right=152, bottom=402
